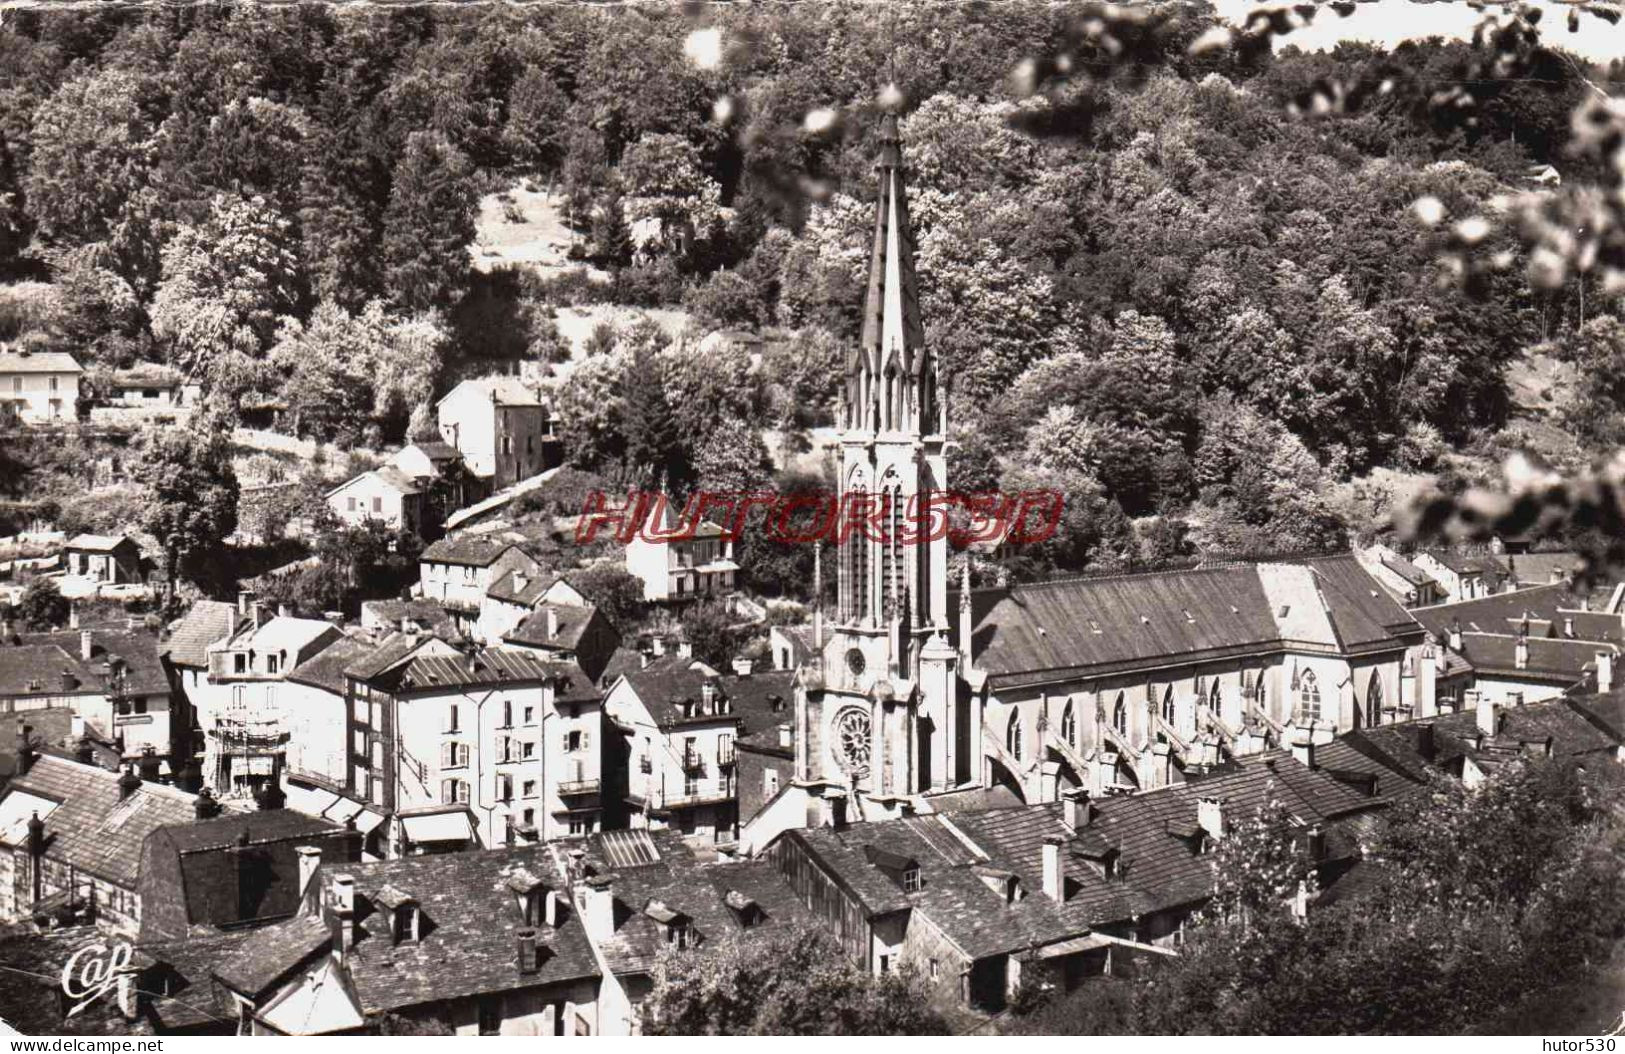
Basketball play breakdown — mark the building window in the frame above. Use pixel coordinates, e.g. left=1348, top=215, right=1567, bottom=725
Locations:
left=1160, top=685, right=1175, bottom=727
left=1060, top=701, right=1077, bottom=748
left=902, top=867, right=923, bottom=893
left=929, top=959, right=940, bottom=981
left=522, top=740, right=536, bottom=759
left=1112, top=693, right=1128, bottom=735
left=353, top=730, right=366, bottom=756
left=441, top=778, right=470, bottom=804
left=441, top=742, right=470, bottom=768
left=1297, top=670, right=1322, bottom=724
left=567, top=730, right=589, bottom=752
left=370, top=741, right=382, bottom=768
left=266, top=654, right=280, bottom=675
left=234, top=654, right=247, bottom=674
left=478, top=999, right=501, bottom=1037
left=569, top=816, right=587, bottom=836
left=522, top=807, right=535, bottom=826
left=498, top=775, right=514, bottom=802
left=1005, top=709, right=1023, bottom=762
left=394, top=905, right=419, bottom=943
left=49, top=376, right=58, bottom=392
left=353, top=695, right=367, bottom=723
left=501, top=700, right=513, bottom=728
left=347, top=497, right=357, bottom=512
left=446, top=703, right=461, bottom=733
left=523, top=780, right=537, bottom=798
left=502, top=436, right=512, bottom=455
left=523, top=705, right=536, bottom=725
left=763, top=769, right=779, bottom=796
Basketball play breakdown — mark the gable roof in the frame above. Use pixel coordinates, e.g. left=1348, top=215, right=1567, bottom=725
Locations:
left=502, top=602, right=600, bottom=652
left=326, top=467, right=422, bottom=500
left=286, top=636, right=373, bottom=694
left=161, top=600, right=237, bottom=670
left=420, top=535, right=527, bottom=568
left=615, top=657, right=733, bottom=728
left=437, top=376, right=547, bottom=410
left=0, top=349, right=82, bottom=374
left=1, top=755, right=201, bottom=887
left=65, top=533, right=136, bottom=553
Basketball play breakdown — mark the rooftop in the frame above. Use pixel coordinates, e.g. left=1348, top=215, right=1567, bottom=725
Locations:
left=0, top=349, right=83, bottom=374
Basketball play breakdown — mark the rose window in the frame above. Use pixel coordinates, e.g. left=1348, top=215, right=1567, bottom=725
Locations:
left=833, top=706, right=872, bottom=776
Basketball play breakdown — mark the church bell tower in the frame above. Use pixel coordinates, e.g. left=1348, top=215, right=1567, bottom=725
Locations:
left=795, top=101, right=961, bottom=809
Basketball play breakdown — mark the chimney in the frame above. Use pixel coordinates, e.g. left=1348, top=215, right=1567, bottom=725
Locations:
left=732, top=657, right=753, bottom=677
left=296, top=846, right=322, bottom=897
left=330, top=874, right=357, bottom=964
left=640, top=651, right=652, bottom=669
left=118, top=767, right=142, bottom=801
left=1448, top=620, right=1463, bottom=652
left=138, top=748, right=160, bottom=783
left=225, top=606, right=236, bottom=639
left=777, top=723, right=792, bottom=749
left=1041, top=837, right=1065, bottom=903
left=677, top=639, right=694, bottom=659
left=546, top=606, right=559, bottom=640
left=545, top=889, right=562, bottom=928
left=15, top=724, right=35, bottom=776
left=26, top=811, right=45, bottom=904
left=195, top=786, right=222, bottom=820
left=517, top=928, right=539, bottom=974
left=69, top=604, right=79, bottom=630
left=60, top=668, right=78, bottom=693
left=1197, top=797, right=1226, bottom=841
left=1063, top=788, right=1093, bottom=831
left=1514, top=632, right=1529, bottom=670
left=579, top=877, right=615, bottom=941
left=78, top=628, right=93, bottom=662
left=1288, top=728, right=1316, bottom=771
left=701, top=679, right=716, bottom=711
left=238, top=590, right=254, bottom=616
left=75, top=738, right=94, bottom=765
left=1475, top=691, right=1498, bottom=737
left=1414, top=721, right=1438, bottom=762
left=1306, top=824, right=1326, bottom=861
left=257, top=780, right=286, bottom=811
left=824, top=793, right=848, bottom=829
left=278, top=603, right=290, bottom=619
left=651, top=635, right=665, bottom=657
left=252, top=601, right=265, bottom=630
left=1598, top=651, right=1615, bottom=694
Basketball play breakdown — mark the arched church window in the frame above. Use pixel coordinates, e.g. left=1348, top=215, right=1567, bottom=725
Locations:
left=1160, top=685, right=1175, bottom=726
left=1060, top=701, right=1077, bottom=749
left=1112, top=693, right=1128, bottom=736
left=1297, top=670, right=1321, bottom=725
left=1006, top=709, right=1023, bottom=763
left=1210, top=678, right=1222, bottom=714
left=1367, top=672, right=1383, bottom=728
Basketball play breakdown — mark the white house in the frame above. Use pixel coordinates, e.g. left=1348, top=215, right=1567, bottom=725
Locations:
left=343, top=637, right=606, bottom=854
left=326, top=466, right=427, bottom=534
left=0, top=348, right=82, bottom=423
left=625, top=512, right=738, bottom=603
left=437, top=376, right=561, bottom=489
left=477, top=571, right=587, bottom=645
left=418, top=536, right=545, bottom=623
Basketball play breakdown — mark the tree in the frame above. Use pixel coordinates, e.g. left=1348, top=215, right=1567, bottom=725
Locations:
left=132, top=421, right=240, bottom=600
left=619, top=133, right=723, bottom=264
left=149, top=193, right=299, bottom=387
left=567, top=564, right=646, bottom=631
left=16, top=577, right=69, bottom=630
left=622, top=342, right=687, bottom=491
left=381, top=130, right=479, bottom=314
left=641, top=923, right=949, bottom=1036
left=503, top=67, right=572, bottom=176
left=679, top=601, right=743, bottom=670
left=270, top=301, right=385, bottom=445
left=24, top=68, right=158, bottom=249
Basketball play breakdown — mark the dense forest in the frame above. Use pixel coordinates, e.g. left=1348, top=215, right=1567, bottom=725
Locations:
left=2, top=1, right=1622, bottom=594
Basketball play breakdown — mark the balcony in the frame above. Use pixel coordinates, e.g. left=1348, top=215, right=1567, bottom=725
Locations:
left=681, top=752, right=705, bottom=775
left=663, top=777, right=736, bottom=809
left=557, top=774, right=601, bottom=796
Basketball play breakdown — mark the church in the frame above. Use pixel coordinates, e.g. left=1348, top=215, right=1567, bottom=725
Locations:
left=740, top=110, right=1437, bottom=852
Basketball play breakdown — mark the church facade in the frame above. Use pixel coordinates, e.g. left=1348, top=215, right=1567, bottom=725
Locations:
left=741, top=112, right=1434, bottom=853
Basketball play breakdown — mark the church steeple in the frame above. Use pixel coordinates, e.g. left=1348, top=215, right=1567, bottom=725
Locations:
left=847, top=105, right=938, bottom=437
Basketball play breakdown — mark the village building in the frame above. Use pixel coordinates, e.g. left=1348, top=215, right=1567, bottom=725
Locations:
left=417, top=535, right=544, bottom=631
left=342, top=634, right=604, bottom=855
left=104, top=364, right=196, bottom=410
left=63, top=534, right=143, bottom=585
left=136, top=809, right=355, bottom=941
left=564, top=828, right=813, bottom=1034
left=1, top=627, right=180, bottom=772
left=197, top=607, right=346, bottom=801
left=1354, top=545, right=1442, bottom=608
left=201, top=845, right=600, bottom=1035
left=0, top=752, right=205, bottom=934
left=359, top=598, right=458, bottom=640
left=0, top=347, right=82, bottom=424
left=324, top=466, right=427, bottom=534
left=278, top=635, right=373, bottom=794
left=437, top=376, right=562, bottom=490
left=624, top=512, right=738, bottom=603
left=1413, top=549, right=1504, bottom=603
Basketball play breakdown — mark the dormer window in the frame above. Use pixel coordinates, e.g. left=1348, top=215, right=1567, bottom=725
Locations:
left=375, top=884, right=420, bottom=944
left=645, top=900, right=691, bottom=949
left=394, top=904, right=419, bottom=943
left=902, top=866, right=923, bottom=893
left=865, top=845, right=923, bottom=892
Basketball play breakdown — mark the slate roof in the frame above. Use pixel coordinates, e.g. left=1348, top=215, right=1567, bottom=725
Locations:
left=0, top=350, right=82, bottom=374
left=369, top=646, right=591, bottom=700
left=286, top=636, right=373, bottom=694
left=724, top=669, right=798, bottom=751
left=1452, top=633, right=1614, bottom=681
left=154, top=809, right=339, bottom=854
left=65, top=533, right=135, bottom=553
left=343, top=631, right=441, bottom=682
left=438, top=375, right=547, bottom=409
left=1379, top=554, right=1434, bottom=587
left=1499, top=551, right=1584, bottom=585
left=289, top=846, right=597, bottom=1013
left=161, top=600, right=237, bottom=670
left=966, top=561, right=1417, bottom=688
left=0, top=627, right=168, bottom=701
left=503, top=603, right=599, bottom=651
left=214, top=913, right=333, bottom=997
left=2, top=755, right=200, bottom=887
left=420, top=536, right=524, bottom=568
left=0, top=708, right=75, bottom=778
left=1421, top=549, right=1500, bottom=576
left=404, top=440, right=459, bottom=461
left=360, top=599, right=458, bottom=639
left=577, top=829, right=806, bottom=976
left=328, top=466, right=422, bottom=498
left=1413, top=584, right=1584, bottom=638
left=616, top=657, right=735, bottom=728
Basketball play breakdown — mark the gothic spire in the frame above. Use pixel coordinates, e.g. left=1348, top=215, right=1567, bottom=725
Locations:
left=858, top=103, right=928, bottom=399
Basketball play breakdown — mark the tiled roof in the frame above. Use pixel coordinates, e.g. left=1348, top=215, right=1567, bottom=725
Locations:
left=329, top=467, right=422, bottom=498
left=110, top=363, right=184, bottom=389
left=2, top=755, right=200, bottom=887
left=617, top=657, right=734, bottom=728
left=1413, top=584, right=1586, bottom=637
left=420, top=535, right=524, bottom=568
left=343, top=631, right=440, bottom=682
left=439, top=375, right=547, bottom=409
left=21, top=627, right=170, bottom=698
left=968, top=561, right=1415, bottom=687
left=161, top=600, right=237, bottom=669
left=1499, top=551, right=1584, bottom=585
left=286, top=636, right=373, bottom=694
left=215, top=913, right=333, bottom=997
left=308, top=846, right=597, bottom=1013
left=375, top=647, right=584, bottom=697
left=1421, top=549, right=1500, bottom=576
left=503, top=603, right=598, bottom=651
left=1452, top=633, right=1614, bottom=681
left=65, top=534, right=134, bottom=552
left=0, top=350, right=82, bottom=374
left=360, top=599, right=458, bottom=639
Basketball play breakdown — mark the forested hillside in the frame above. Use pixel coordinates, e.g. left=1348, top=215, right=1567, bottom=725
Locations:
left=1, top=2, right=1618, bottom=591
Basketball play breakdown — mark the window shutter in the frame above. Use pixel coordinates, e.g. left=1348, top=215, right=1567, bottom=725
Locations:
left=440, top=742, right=453, bottom=768
left=581, top=730, right=591, bottom=751
left=459, top=780, right=470, bottom=804
left=460, top=743, right=471, bottom=767
left=441, top=779, right=453, bottom=803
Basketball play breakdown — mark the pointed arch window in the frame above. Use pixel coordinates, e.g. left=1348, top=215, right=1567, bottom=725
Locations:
left=1112, top=693, right=1128, bottom=736
left=1296, top=670, right=1322, bottom=725
left=1006, top=709, right=1024, bottom=763
left=1367, top=672, right=1384, bottom=728
left=1160, top=685, right=1175, bottom=727
left=1209, top=678, right=1222, bottom=714
left=1060, top=701, right=1077, bottom=749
